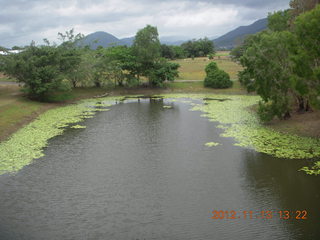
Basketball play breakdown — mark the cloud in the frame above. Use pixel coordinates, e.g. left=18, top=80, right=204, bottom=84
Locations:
left=0, top=0, right=290, bottom=47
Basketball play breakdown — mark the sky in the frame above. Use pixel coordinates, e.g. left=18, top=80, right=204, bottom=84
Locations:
left=0, top=0, right=290, bottom=48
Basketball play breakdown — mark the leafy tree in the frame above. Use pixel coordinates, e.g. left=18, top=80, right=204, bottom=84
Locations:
left=292, top=4, right=320, bottom=109
left=237, top=4, right=320, bottom=121
left=2, top=30, right=84, bottom=101
left=131, top=25, right=180, bottom=86
left=230, top=34, right=259, bottom=61
left=268, top=10, right=291, bottom=31
left=160, top=44, right=175, bottom=59
left=181, top=38, right=215, bottom=58
left=101, top=46, right=140, bottom=86
left=57, top=29, right=84, bottom=88
left=3, top=44, right=72, bottom=101
left=132, top=25, right=161, bottom=81
left=172, top=46, right=186, bottom=59
left=239, top=31, right=297, bottom=120
left=290, top=0, right=320, bottom=17
left=204, top=62, right=232, bottom=89
left=149, top=59, right=180, bottom=87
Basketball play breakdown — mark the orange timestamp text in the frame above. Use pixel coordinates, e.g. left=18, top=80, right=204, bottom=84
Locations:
left=210, top=210, right=307, bottom=220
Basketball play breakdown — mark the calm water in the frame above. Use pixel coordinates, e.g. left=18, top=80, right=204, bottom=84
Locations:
left=0, top=99, right=319, bottom=240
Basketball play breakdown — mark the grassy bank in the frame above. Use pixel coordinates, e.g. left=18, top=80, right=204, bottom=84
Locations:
left=0, top=85, right=107, bottom=142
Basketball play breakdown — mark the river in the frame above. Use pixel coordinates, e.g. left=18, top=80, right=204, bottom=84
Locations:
left=0, top=98, right=319, bottom=239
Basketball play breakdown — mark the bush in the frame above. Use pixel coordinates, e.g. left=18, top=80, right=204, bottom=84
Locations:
left=204, top=62, right=232, bottom=89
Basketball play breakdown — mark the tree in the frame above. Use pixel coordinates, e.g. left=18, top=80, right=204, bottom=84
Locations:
left=160, top=44, right=175, bottom=59
left=268, top=10, right=291, bottom=31
left=181, top=38, right=215, bottom=58
left=2, top=30, right=84, bottom=101
left=57, top=29, right=84, bottom=88
left=3, top=44, right=72, bottom=101
left=239, top=31, right=297, bottom=121
left=292, top=4, right=320, bottom=109
left=101, top=46, right=140, bottom=86
left=132, top=25, right=161, bottom=82
left=290, top=0, right=320, bottom=17
left=172, top=46, right=186, bottom=59
left=149, top=59, right=180, bottom=87
left=204, top=62, right=232, bottom=89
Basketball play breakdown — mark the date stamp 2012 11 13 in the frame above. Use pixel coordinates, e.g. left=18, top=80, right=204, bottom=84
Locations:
left=210, top=210, right=308, bottom=220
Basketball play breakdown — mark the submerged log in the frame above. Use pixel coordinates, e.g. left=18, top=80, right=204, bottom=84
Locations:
left=93, top=93, right=109, bottom=98
left=203, top=98, right=231, bottom=102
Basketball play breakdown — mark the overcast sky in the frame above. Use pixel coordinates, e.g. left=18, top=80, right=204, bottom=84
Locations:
left=0, top=0, right=290, bottom=47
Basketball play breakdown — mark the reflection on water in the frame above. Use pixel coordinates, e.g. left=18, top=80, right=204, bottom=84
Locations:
left=0, top=99, right=319, bottom=240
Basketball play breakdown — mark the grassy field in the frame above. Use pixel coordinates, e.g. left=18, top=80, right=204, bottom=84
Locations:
left=215, top=51, right=230, bottom=56
left=165, top=80, right=244, bottom=94
left=172, top=56, right=242, bottom=80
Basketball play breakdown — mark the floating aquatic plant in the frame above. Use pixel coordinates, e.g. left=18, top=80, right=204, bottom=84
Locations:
left=205, top=142, right=220, bottom=147
left=163, top=105, right=173, bottom=109
left=300, top=162, right=320, bottom=175
left=71, top=125, right=86, bottom=129
left=0, top=96, right=122, bottom=175
left=160, top=94, right=320, bottom=175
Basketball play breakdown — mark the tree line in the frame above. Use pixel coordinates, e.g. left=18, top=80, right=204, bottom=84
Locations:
left=231, top=0, right=320, bottom=121
left=0, top=26, right=181, bottom=101
left=160, top=38, right=215, bottom=60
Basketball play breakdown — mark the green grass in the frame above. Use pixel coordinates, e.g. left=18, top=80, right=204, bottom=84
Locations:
left=172, top=57, right=242, bottom=80
left=0, top=77, right=16, bottom=82
left=0, top=87, right=47, bottom=141
left=165, top=80, right=244, bottom=94
left=215, top=51, right=230, bottom=56
left=0, top=73, right=16, bottom=82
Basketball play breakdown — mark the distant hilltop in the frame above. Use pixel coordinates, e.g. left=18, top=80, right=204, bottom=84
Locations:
left=212, top=18, right=268, bottom=49
left=69, top=18, right=268, bottom=50
left=77, top=32, right=186, bottom=49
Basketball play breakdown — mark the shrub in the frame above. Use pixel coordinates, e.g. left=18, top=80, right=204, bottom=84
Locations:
left=204, top=62, right=232, bottom=89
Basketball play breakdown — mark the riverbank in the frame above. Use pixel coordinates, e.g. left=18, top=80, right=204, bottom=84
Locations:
left=1, top=83, right=320, bottom=143
left=0, top=78, right=247, bottom=142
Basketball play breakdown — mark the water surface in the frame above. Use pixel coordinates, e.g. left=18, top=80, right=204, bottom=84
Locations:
left=0, top=99, right=319, bottom=239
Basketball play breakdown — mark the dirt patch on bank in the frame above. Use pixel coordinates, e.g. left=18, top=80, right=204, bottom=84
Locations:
left=268, top=110, right=320, bottom=138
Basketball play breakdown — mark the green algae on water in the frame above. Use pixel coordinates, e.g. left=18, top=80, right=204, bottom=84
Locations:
left=300, top=161, right=320, bottom=175
left=205, top=142, right=220, bottom=147
left=161, top=94, right=320, bottom=175
left=163, top=105, right=173, bottom=109
left=71, top=125, right=86, bottom=129
left=0, top=97, right=122, bottom=175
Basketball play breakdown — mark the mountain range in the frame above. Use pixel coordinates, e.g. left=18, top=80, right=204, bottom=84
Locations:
left=78, top=18, right=268, bottom=50
left=213, top=18, right=268, bottom=49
